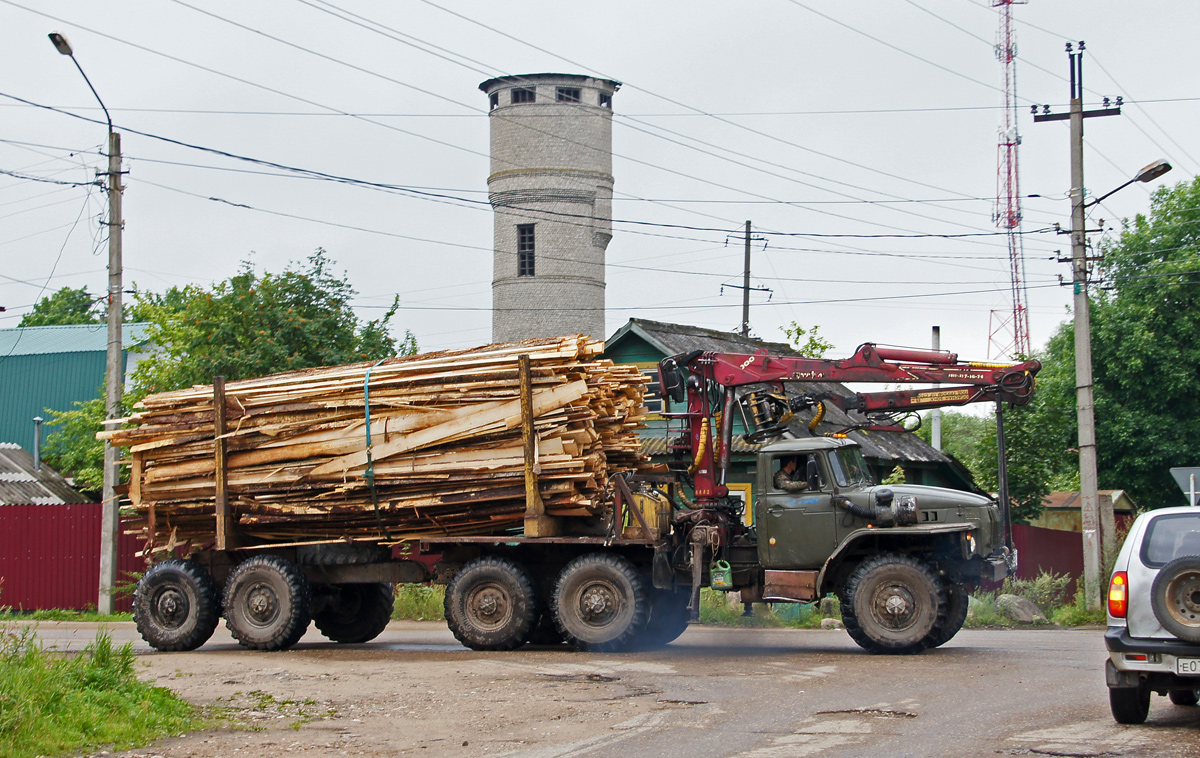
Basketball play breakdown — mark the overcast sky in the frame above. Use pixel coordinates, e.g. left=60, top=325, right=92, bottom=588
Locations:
left=2, top=1, right=1195, bottom=362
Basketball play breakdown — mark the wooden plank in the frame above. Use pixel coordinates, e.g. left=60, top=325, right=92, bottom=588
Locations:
left=213, top=376, right=236, bottom=550
left=520, top=354, right=559, bottom=537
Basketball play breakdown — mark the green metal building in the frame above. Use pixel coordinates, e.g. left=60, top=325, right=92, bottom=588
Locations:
left=0, top=324, right=151, bottom=453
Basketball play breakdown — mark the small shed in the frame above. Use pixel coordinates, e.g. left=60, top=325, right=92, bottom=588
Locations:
left=1031, top=490, right=1138, bottom=532
left=0, top=443, right=140, bottom=611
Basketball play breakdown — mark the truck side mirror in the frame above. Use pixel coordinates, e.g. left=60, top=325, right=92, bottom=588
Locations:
left=807, top=458, right=820, bottom=490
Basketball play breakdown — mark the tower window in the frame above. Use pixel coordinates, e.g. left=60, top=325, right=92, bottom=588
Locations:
left=511, top=88, right=535, bottom=104
left=489, top=92, right=499, bottom=110
left=599, top=92, right=612, bottom=109
left=517, top=224, right=535, bottom=277
left=556, top=87, right=581, bottom=103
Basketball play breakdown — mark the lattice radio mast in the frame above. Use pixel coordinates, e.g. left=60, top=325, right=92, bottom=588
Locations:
left=988, top=0, right=1032, bottom=359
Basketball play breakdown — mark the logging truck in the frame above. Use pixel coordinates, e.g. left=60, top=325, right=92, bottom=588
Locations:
left=130, top=341, right=1039, bottom=655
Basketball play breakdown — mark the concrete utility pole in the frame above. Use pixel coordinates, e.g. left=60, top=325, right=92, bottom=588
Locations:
left=50, top=32, right=125, bottom=614
left=741, top=221, right=752, bottom=337
left=1034, top=42, right=1170, bottom=607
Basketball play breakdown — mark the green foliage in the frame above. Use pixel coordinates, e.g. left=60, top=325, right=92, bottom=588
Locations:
left=131, top=249, right=414, bottom=396
left=781, top=322, right=834, bottom=358
left=1050, top=588, right=1107, bottom=627
left=881, top=466, right=906, bottom=485
left=392, top=584, right=445, bottom=621
left=18, top=286, right=103, bottom=327
left=962, top=591, right=1007, bottom=628
left=39, top=394, right=109, bottom=494
left=0, top=627, right=195, bottom=758
left=697, top=589, right=842, bottom=629
left=1002, top=570, right=1072, bottom=614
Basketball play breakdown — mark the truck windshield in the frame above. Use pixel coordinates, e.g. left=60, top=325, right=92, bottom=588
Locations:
left=830, top=447, right=872, bottom=487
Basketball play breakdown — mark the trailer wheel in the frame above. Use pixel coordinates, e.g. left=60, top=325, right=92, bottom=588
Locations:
left=313, top=583, right=394, bottom=644
left=924, top=581, right=969, bottom=649
left=223, top=555, right=312, bottom=651
left=296, top=543, right=389, bottom=566
left=638, top=589, right=690, bottom=649
left=133, top=559, right=221, bottom=652
left=840, top=553, right=944, bottom=655
left=444, top=556, right=538, bottom=651
left=1151, top=556, right=1200, bottom=643
left=553, top=553, right=649, bottom=652
left=1109, top=682, right=1151, bottom=724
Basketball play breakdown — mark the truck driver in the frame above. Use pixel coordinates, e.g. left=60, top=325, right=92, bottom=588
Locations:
left=774, top=456, right=810, bottom=492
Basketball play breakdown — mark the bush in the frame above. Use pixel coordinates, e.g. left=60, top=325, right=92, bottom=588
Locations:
left=698, top=590, right=841, bottom=629
left=1050, top=589, right=1107, bottom=627
left=1002, top=570, right=1072, bottom=614
left=392, top=584, right=445, bottom=621
left=0, top=626, right=195, bottom=758
left=963, top=591, right=1011, bottom=628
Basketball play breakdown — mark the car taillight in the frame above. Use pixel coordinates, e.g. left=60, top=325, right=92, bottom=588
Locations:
left=1108, top=571, right=1129, bottom=618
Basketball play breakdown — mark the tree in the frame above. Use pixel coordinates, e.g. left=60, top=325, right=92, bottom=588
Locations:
left=43, top=249, right=417, bottom=486
left=131, top=249, right=416, bottom=395
left=19, top=286, right=103, bottom=326
left=782, top=322, right=834, bottom=358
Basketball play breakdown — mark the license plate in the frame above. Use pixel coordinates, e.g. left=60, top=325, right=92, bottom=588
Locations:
left=1176, top=658, right=1200, bottom=676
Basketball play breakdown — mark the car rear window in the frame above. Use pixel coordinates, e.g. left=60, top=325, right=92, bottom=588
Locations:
left=1140, top=513, right=1200, bottom=568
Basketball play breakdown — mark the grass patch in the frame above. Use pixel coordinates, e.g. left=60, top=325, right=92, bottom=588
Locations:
left=0, top=625, right=197, bottom=758
left=1050, top=588, right=1107, bottom=627
left=392, top=584, right=445, bottom=621
left=0, top=609, right=133, bottom=623
left=697, top=589, right=841, bottom=629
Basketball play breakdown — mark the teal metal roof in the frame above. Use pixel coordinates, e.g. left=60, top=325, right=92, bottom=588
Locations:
left=0, top=323, right=151, bottom=357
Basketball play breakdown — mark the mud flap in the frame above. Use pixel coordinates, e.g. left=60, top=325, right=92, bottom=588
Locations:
left=1106, top=658, right=1142, bottom=688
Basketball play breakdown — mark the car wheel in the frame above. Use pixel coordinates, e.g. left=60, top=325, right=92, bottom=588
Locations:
left=1169, top=688, right=1200, bottom=707
left=1150, top=556, right=1200, bottom=643
left=1109, top=683, right=1151, bottom=724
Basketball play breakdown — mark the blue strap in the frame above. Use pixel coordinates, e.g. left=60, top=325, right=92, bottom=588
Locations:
left=363, top=358, right=392, bottom=541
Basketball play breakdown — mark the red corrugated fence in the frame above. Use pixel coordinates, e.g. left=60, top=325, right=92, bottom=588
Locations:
left=0, top=504, right=142, bottom=612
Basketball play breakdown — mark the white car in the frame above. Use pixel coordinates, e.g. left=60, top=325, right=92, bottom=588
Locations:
left=1105, top=506, right=1200, bottom=723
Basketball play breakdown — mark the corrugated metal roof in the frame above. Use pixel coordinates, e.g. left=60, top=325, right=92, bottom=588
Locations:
left=0, top=443, right=91, bottom=505
left=0, top=323, right=151, bottom=357
left=610, top=318, right=797, bottom=358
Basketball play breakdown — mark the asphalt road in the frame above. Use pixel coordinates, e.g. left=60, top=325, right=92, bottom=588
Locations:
left=20, top=621, right=1200, bottom=758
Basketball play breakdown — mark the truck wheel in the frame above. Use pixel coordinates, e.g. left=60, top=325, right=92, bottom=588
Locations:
left=553, top=553, right=649, bottom=652
left=133, top=559, right=221, bottom=652
left=1109, top=683, right=1151, bottom=724
left=444, top=556, right=538, bottom=651
left=1169, top=689, right=1199, bottom=707
left=840, top=554, right=944, bottom=655
left=313, top=583, right=394, bottom=644
left=1150, top=556, right=1200, bottom=643
left=924, top=581, right=969, bottom=649
left=296, top=543, right=389, bottom=566
left=638, top=589, right=690, bottom=649
left=223, top=555, right=312, bottom=651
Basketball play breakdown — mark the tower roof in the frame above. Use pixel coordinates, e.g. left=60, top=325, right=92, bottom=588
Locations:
left=479, top=73, right=621, bottom=94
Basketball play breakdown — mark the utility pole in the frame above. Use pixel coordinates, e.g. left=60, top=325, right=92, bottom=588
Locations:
left=741, top=221, right=751, bottom=337
left=1033, top=42, right=1120, bottom=608
left=50, top=32, right=125, bottom=614
left=931, top=326, right=942, bottom=451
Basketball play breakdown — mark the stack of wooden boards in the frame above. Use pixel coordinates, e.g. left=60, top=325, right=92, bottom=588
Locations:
left=104, top=335, right=650, bottom=553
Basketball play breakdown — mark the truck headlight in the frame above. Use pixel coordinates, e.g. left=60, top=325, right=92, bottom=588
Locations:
left=966, top=533, right=977, bottom=555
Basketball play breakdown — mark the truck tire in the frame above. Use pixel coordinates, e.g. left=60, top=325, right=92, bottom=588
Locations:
left=1150, top=556, right=1200, bottom=643
left=840, top=553, right=944, bottom=655
left=223, top=555, right=312, bottom=651
left=1169, top=689, right=1200, bottom=707
left=133, top=559, right=221, bottom=652
left=638, top=589, right=690, bottom=649
left=313, top=583, right=394, bottom=644
left=444, top=556, right=538, bottom=651
left=924, top=581, right=969, bottom=649
left=1109, top=682, right=1151, bottom=724
left=296, top=543, right=389, bottom=566
left=553, top=553, right=649, bottom=652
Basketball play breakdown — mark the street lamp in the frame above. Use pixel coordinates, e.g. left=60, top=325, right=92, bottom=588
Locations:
left=1088, top=160, right=1172, bottom=207
left=49, top=31, right=125, bottom=615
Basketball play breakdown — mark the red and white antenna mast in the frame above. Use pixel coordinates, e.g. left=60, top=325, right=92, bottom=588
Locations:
left=988, top=0, right=1032, bottom=359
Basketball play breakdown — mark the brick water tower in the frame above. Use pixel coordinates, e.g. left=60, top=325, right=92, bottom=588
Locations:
left=479, top=74, right=620, bottom=342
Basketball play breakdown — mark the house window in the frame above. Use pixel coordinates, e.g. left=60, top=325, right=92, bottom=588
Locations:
left=599, top=92, right=612, bottom=109
left=517, top=224, right=535, bottom=277
left=556, top=87, right=581, bottom=103
left=641, top=368, right=663, bottom=413
left=511, top=88, right=535, bottom=104
left=489, top=92, right=499, bottom=110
